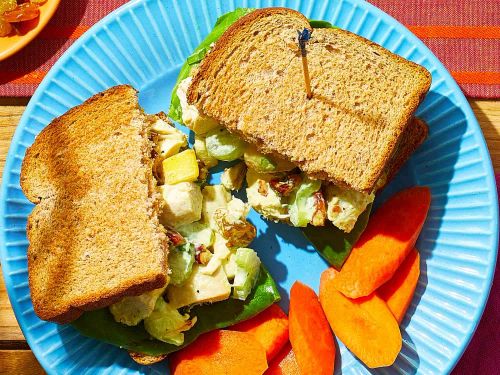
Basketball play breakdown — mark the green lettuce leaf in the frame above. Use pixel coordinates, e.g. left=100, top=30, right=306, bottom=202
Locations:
left=232, top=248, right=261, bottom=300
left=302, top=204, right=372, bottom=269
left=168, top=243, right=195, bottom=286
left=308, top=20, right=336, bottom=29
left=71, top=265, right=280, bottom=356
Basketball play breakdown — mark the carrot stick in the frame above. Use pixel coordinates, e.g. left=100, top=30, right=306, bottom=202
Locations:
left=378, top=247, right=420, bottom=323
left=289, top=281, right=335, bottom=375
left=169, top=330, right=268, bottom=375
left=333, top=186, right=431, bottom=298
left=320, top=268, right=401, bottom=368
left=266, top=343, right=300, bottom=375
left=231, top=304, right=289, bottom=361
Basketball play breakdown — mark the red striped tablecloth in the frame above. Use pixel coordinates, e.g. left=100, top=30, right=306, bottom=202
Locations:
left=371, top=0, right=500, bottom=98
left=0, top=1, right=128, bottom=95
left=0, top=0, right=498, bottom=97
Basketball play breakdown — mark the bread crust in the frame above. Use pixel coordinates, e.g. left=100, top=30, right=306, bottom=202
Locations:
left=28, top=269, right=167, bottom=324
left=187, top=7, right=310, bottom=104
left=378, top=118, right=429, bottom=190
left=188, top=8, right=431, bottom=193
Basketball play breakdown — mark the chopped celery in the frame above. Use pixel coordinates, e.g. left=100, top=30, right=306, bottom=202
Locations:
left=194, top=135, right=219, bottom=168
left=232, top=248, right=261, bottom=300
left=206, top=128, right=247, bottom=161
left=109, top=287, right=165, bottom=326
left=168, top=243, right=195, bottom=286
left=289, top=177, right=322, bottom=227
left=176, top=222, right=214, bottom=248
left=143, top=298, right=196, bottom=346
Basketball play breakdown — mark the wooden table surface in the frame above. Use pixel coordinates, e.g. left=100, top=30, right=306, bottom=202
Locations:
left=0, top=98, right=499, bottom=374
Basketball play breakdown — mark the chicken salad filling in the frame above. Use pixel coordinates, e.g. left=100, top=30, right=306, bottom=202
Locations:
left=177, top=76, right=375, bottom=233
left=109, top=116, right=266, bottom=347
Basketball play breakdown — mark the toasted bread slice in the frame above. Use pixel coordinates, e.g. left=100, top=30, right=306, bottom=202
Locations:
left=188, top=8, right=431, bottom=193
left=20, top=85, right=168, bottom=323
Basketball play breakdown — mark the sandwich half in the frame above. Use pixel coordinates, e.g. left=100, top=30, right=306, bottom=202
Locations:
left=187, top=8, right=431, bottom=193
left=170, top=8, right=430, bottom=233
left=21, top=85, right=168, bottom=323
left=21, top=85, right=280, bottom=360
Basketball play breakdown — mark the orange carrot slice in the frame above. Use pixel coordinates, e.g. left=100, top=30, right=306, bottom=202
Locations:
left=289, top=281, right=335, bottom=375
left=266, top=343, right=300, bottom=375
left=333, top=186, right=431, bottom=298
left=231, top=304, right=289, bottom=361
left=378, top=247, right=421, bottom=323
left=169, top=330, right=268, bottom=375
left=320, top=268, right=402, bottom=368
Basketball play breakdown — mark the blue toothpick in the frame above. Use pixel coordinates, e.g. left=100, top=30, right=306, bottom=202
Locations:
left=298, top=28, right=312, bottom=98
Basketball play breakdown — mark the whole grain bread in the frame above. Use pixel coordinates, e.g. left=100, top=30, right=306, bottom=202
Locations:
left=188, top=8, right=431, bottom=193
left=20, top=85, right=168, bottom=323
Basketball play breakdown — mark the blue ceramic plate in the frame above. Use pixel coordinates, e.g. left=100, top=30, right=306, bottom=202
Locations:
left=0, top=0, right=497, bottom=374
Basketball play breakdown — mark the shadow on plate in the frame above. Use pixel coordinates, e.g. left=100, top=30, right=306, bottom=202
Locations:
left=249, top=216, right=290, bottom=306
left=365, top=330, right=420, bottom=375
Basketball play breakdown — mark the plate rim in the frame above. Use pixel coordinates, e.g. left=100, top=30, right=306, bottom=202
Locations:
left=348, top=4, right=499, bottom=373
left=0, top=0, right=498, bottom=373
